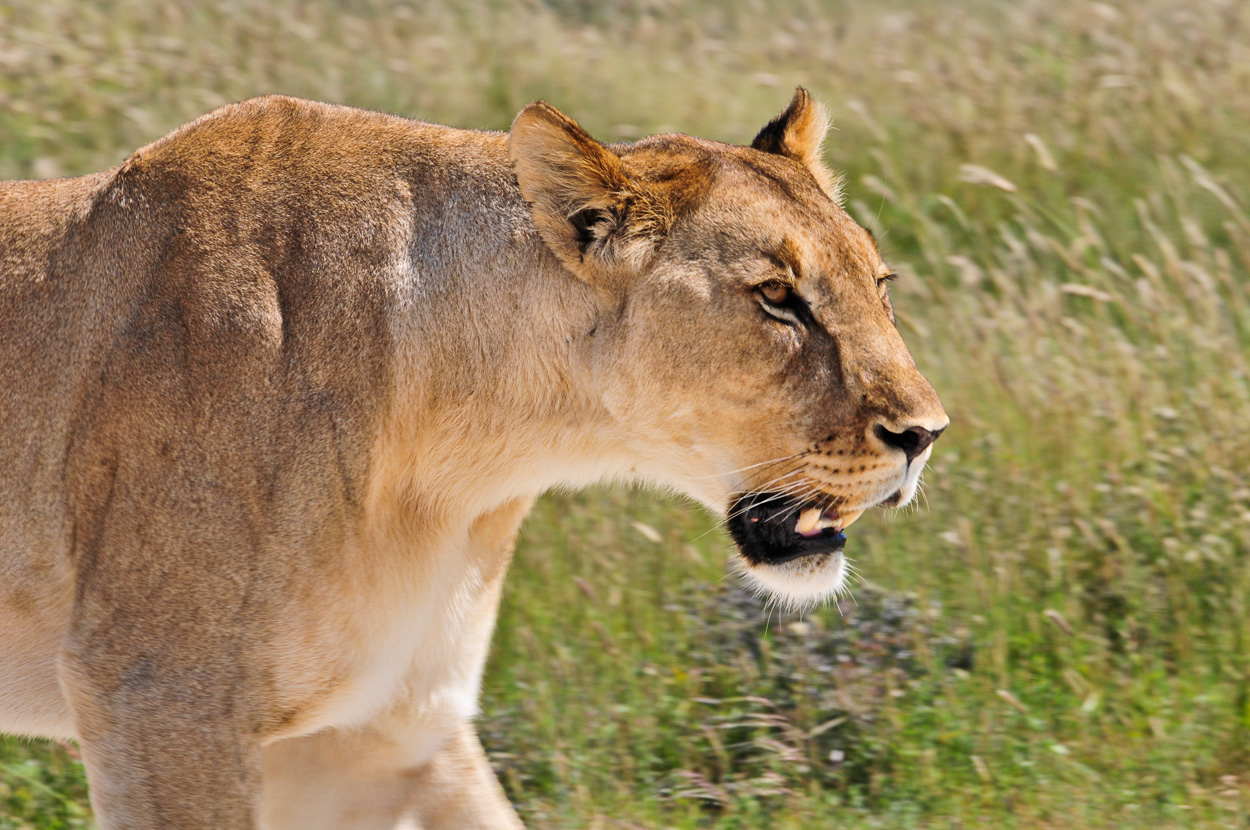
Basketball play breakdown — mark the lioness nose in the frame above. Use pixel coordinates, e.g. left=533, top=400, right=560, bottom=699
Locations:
left=874, top=424, right=944, bottom=464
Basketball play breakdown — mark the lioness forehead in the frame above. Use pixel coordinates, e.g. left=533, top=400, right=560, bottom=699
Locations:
left=620, top=134, right=881, bottom=279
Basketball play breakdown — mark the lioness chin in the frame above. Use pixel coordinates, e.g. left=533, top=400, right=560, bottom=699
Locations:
left=0, top=88, right=946, bottom=828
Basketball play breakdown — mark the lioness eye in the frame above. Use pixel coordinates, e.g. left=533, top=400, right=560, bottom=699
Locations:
left=759, top=282, right=791, bottom=306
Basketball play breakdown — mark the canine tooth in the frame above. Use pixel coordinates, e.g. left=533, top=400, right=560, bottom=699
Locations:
left=840, top=509, right=865, bottom=529
left=795, top=507, right=822, bottom=535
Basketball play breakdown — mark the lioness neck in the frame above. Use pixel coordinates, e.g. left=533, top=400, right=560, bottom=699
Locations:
left=365, top=130, right=628, bottom=527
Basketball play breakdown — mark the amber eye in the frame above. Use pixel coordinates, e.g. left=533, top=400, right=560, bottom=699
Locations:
left=759, top=282, right=791, bottom=306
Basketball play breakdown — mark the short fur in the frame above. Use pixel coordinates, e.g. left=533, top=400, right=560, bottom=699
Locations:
left=0, top=89, right=946, bottom=828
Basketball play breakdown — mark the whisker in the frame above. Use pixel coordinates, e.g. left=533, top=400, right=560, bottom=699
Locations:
left=684, top=449, right=813, bottom=482
left=721, top=478, right=815, bottom=522
left=687, top=468, right=813, bottom=544
left=754, top=466, right=810, bottom=492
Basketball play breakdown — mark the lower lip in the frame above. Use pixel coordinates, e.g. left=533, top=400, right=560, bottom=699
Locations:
left=765, top=530, right=847, bottom=565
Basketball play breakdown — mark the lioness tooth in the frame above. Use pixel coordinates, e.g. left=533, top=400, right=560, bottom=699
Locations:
left=795, top=507, right=822, bottom=535
left=814, top=515, right=840, bottom=531
left=840, top=508, right=865, bottom=529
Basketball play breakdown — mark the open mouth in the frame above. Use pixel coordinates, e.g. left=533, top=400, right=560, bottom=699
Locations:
left=726, top=492, right=867, bottom=567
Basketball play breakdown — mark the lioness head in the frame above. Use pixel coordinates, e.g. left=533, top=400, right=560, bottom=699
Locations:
left=510, top=89, right=948, bottom=609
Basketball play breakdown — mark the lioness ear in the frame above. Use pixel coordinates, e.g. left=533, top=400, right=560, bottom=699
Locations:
left=751, top=87, right=842, bottom=201
left=509, top=102, right=662, bottom=279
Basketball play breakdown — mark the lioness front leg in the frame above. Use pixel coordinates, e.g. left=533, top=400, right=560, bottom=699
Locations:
left=408, top=722, right=523, bottom=830
left=60, top=634, right=263, bottom=828
left=261, top=721, right=521, bottom=830
left=262, top=497, right=532, bottom=829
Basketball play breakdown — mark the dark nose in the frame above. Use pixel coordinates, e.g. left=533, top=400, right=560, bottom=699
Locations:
left=874, top=424, right=944, bottom=464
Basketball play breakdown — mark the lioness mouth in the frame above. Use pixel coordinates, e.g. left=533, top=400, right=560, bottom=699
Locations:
left=726, top=493, right=864, bottom=566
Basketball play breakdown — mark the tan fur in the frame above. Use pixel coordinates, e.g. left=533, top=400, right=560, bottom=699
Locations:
left=0, top=89, right=946, bottom=828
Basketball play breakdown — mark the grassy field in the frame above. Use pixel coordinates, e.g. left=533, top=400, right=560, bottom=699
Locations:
left=3, top=0, right=1249, bottom=827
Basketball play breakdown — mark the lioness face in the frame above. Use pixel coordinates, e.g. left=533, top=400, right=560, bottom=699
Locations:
left=511, top=89, right=948, bottom=608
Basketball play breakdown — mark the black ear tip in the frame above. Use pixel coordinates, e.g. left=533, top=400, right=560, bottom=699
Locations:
left=751, top=98, right=795, bottom=153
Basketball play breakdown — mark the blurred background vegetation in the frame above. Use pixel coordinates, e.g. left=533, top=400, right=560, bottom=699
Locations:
left=2, top=0, right=1248, bottom=827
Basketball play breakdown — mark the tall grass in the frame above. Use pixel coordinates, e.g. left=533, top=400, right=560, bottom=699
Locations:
left=2, top=0, right=1248, bottom=827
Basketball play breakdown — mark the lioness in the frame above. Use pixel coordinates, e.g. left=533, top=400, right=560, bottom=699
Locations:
left=0, top=89, right=946, bottom=828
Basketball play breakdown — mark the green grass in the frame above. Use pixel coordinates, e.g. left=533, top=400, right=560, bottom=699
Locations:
left=2, top=0, right=1249, bottom=827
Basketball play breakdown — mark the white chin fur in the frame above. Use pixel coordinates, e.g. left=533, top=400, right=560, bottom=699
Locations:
left=735, top=552, right=847, bottom=613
